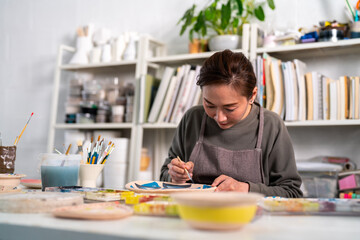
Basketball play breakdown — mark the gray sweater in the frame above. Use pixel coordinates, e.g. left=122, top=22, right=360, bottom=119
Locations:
left=160, top=104, right=303, bottom=198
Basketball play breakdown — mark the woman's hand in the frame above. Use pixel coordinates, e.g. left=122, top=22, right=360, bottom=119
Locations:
left=167, top=158, right=194, bottom=183
left=212, top=175, right=249, bottom=192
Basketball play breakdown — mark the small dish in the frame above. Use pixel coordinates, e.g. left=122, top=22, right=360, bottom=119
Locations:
left=172, top=192, right=263, bottom=230
left=125, top=180, right=216, bottom=194
left=20, top=179, right=42, bottom=189
left=0, top=174, right=26, bottom=192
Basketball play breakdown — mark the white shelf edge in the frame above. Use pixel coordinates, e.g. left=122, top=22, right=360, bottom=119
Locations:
left=54, top=123, right=133, bottom=129
left=60, top=60, right=138, bottom=70
left=285, top=120, right=360, bottom=127
left=142, top=123, right=178, bottom=129
left=147, top=48, right=246, bottom=63
left=256, top=38, right=360, bottom=54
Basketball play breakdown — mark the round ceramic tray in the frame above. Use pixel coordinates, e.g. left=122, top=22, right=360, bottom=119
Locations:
left=0, top=192, right=83, bottom=213
left=125, top=181, right=216, bottom=194
left=53, top=202, right=133, bottom=220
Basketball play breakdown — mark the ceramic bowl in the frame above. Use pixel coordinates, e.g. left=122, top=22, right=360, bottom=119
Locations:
left=171, top=192, right=263, bottom=230
left=0, top=174, right=26, bottom=192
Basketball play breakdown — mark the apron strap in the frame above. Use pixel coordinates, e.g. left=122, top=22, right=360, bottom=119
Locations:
left=256, top=103, right=264, bottom=149
left=198, top=113, right=207, bottom=143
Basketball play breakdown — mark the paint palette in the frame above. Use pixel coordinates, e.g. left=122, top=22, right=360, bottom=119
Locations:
left=261, top=197, right=360, bottom=216
left=133, top=201, right=178, bottom=217
left=53, top=202, right=133, bottom=220
left=125, top=181, right=216, bottom=193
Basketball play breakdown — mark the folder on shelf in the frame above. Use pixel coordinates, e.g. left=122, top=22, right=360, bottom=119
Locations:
left=305, top=72, right=314, bottom=120
left=270, top=58, right=284, bottom=118
left=147, top=67, right=175, bottom=123
left=157, top=75, right=177, bottom=123
left=294, top=59, right=307, bottom=122
left=263, top=54, right=274, bottom=111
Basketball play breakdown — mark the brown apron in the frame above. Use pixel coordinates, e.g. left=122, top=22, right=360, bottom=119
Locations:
left=188, top=103, right=265, bottom=185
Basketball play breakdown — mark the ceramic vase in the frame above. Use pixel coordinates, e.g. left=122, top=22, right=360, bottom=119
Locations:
left=208, top=35, right=241, bottom=51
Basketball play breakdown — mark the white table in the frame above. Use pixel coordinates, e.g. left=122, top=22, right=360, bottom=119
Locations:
left=1, top=211, right=360, bottom=240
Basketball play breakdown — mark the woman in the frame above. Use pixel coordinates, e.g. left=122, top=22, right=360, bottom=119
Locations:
left=160, top=49, right=302, bottom=198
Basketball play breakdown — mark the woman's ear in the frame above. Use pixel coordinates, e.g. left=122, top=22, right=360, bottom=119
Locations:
left=250, top=87, right=258, bottom=104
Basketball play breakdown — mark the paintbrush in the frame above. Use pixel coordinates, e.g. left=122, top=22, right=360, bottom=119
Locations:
left=177, top=156, right=194, bottom=183
left=77, top=140, right=84, bottom=164
left=60, top=144, right=72, bottom=167
left=14, top=112, right=34, bottom=146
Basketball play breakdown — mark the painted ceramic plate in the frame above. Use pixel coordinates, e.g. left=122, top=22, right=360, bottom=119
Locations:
left=20, top=179, right=42, bottom=189
left=53, top=202, right=133, bottom=220
left=125, top=181, right=216, bottom=193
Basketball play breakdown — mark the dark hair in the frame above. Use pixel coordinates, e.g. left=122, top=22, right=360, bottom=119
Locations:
left=197, top=49, right=257, bottom=99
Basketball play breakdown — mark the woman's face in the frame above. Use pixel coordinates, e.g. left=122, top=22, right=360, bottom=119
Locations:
left=202, top=84, right=255, bottom=129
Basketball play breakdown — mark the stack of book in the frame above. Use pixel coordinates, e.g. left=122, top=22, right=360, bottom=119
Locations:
left=139, top=65, right=202, bottom=124
left=253, top=54, right=360, bottom=121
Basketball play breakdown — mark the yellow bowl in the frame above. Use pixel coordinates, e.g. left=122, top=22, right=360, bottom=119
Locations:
left=171, top=192, right=263, bottom=230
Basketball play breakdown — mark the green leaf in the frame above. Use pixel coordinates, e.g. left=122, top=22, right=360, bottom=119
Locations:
left=267, top=0, right=275, bottom=10
left=232, top=17, right=239, bottom=29
left=235, top=0, right=243, bottom=16
left=254, top=6, right=265, bottom=21
left=220, top=1, right=231, bottom=30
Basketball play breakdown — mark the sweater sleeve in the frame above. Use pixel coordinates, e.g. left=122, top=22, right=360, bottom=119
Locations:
left=247, top=118, right=303, bottom=198
left=159, top=113, right=187, bottom=182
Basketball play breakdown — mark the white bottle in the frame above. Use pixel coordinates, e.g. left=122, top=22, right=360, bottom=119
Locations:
left=122, top=34, right=136, bottom=60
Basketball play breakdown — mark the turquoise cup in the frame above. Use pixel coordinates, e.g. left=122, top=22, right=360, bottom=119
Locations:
left=40, top=153, right=81, bottom=191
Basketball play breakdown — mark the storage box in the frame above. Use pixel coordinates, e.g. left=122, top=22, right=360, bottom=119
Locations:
left=338, top=174, right=360, bottom=190
left=300, top=172, right=338, bottom=198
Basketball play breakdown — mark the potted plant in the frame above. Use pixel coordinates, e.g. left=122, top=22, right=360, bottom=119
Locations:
left=178, top=0, right=275, bottom=52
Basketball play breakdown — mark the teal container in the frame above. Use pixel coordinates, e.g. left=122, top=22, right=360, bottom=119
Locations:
left=40, top=153, right=81, bottom=191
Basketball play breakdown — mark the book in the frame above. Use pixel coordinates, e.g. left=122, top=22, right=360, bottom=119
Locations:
left=173, top=67, right=196, bottom=123
left=329, top=80, right=337, bottom=120
left=355, top=77, right=360, bottom=119
left=269, top=58, right=284, bottom=117
left=156, top=75, right=177, bottom=123
left=165, top=65, right=189, bottom=122
left=184, top=65, right=201, bottom=111
left=147, top=67, right=175, bottom=123
left=293, top=59, right=307, bottom=121
left=305, top=72, right=314, bottom=120
left=289, top=62, right=299, bottom=121
left=263, top=54, right=274, bottom=111
left=169, top=65, right=191, bottom=123
left=282, top=62, right=292, bottom=121
left=143, top=75, right=159, bottom=122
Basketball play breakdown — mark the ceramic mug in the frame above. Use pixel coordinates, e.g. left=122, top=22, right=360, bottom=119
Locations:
left=79, top=164, right=104, bottom=188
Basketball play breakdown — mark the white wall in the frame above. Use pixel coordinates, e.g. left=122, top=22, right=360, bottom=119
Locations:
left=0, top=0, right=357, bottom=178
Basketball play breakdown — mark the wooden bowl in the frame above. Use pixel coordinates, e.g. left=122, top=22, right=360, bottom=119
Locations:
left=171, top=192, right=263, bottom=230
left=0, top=174, right=26, bottom=192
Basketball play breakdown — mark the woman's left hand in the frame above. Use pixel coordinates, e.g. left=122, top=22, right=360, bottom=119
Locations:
left=211, top=175, right=249, bottom=192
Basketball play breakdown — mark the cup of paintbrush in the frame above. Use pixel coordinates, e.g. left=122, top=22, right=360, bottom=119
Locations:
left=177, top=156, right=194, bottom=183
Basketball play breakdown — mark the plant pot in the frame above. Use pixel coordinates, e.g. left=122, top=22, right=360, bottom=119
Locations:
left=188, top=39, right=208, bottom=54
left=208, top=35, right=241, bottom=51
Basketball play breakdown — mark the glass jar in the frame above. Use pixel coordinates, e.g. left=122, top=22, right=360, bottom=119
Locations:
left=140, top=148, right=150, bottom=171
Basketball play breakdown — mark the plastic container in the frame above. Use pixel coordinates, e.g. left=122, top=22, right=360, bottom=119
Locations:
left=40, top=153, right=81, bottom=191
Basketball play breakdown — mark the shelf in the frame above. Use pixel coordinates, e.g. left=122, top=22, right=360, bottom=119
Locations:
left=284, top=119, right=360, bottom=127
left=256, top=39, right=360, bottom=60
left=54, top=123, right=133, bottom=129
left=142, top=123, right=178, bottom=129
left=147, top=48, right=246, bottom=66
left=141, top=120, right=360, bottom=129
left=60, top=60, right=138, bottom=71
